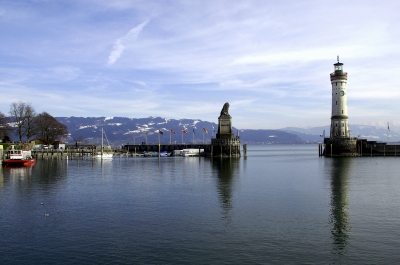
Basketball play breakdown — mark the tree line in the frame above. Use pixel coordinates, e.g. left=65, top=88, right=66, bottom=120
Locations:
left=0, top=101, right=68, bottom=144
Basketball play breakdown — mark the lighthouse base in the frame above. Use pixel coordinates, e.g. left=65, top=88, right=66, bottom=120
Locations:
left=323, top=137, right=358, bottom=157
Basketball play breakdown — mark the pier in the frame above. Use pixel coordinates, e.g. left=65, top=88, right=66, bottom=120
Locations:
left=319, top=139, right=400, bottom=157
left=123, top=144, right=212, bottom=154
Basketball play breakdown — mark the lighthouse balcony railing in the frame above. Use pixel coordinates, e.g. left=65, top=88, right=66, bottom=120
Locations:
left=330, top=72, right=347, bottom=77
left=324, top=136, right=358, bottom=141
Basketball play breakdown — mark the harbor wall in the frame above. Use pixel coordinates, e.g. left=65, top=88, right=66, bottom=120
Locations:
left=123, top=144, right=212, bottom=153
left=357, top=139, right=400, bottom=156
left=321, top=138, right=400, bottom=157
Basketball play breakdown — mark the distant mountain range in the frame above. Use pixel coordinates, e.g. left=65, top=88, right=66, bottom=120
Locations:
left=54, top=116, right=399, bottom=147
left=281, top=124, right=400, bottom=143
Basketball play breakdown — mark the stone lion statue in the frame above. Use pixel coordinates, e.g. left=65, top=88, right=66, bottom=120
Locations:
left=220, top=102, right=230, bottom=117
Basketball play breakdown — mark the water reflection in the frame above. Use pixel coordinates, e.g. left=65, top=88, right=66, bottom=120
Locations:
left=1, top=165, right=35, bottom=192
left=212, top=158, right=239, bottom=223
left=35, top=159, right=67, bottom=185
left=1, top=159, right=68, bottom=192
left=3, top=166, right=34, bottom=178
left=328, top=158, right=351, bottom=256
left=0, top=166, right=4, bottom=188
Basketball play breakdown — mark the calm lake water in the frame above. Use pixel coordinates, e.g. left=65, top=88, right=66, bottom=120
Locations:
left=1, top=145, right=400, bottom=264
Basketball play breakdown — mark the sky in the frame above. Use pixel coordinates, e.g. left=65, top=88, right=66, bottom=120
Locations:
left=1, top=0, right=400, bottom=129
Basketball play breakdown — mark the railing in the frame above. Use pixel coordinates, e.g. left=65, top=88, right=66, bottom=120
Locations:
left=330, top=72, right=347, bottom=76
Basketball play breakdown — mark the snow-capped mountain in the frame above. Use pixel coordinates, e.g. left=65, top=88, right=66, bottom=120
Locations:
left=56, top=116, right=304, bottom=147
left=53, top=117, right=398, bottom=147
left=281, top=124, right=400, bottom=143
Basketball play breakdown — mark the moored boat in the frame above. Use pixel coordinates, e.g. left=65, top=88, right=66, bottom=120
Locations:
left=182, top=149, right=204, bottom=157
left=96, top=128, right=113, bottom=159
left=3, top=146, right=36, bottom=167
left=142, top=151, right=169, bottom=157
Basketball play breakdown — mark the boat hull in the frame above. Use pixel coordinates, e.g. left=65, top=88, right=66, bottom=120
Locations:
left=95, top=154, right=113, bottom=159
left=3, top=158, right=36, bottom=167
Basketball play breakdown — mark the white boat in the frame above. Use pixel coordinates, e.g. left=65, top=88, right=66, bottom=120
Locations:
left=3, top=145, right=36, bottom=167
left=171, top=150, right=183, bottom=156
left=182, top=149, right=204, bottom=157
left=96, top=128, right=113, bottom=159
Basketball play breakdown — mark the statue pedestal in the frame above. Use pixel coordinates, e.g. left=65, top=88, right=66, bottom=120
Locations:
left=212, top=113, right=240, bottom=157
left=216, top=116, right=233, bottom=140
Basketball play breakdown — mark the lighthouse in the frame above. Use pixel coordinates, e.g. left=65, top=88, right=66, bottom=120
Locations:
left=324, top=57, right=358, bottom=156
left=330, top=57, right=350, bottom=138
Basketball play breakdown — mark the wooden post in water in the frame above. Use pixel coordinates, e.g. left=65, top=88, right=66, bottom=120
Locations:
left=330, top=144, right=332, bottom=157
left=243, top=144, right=247, bottom=157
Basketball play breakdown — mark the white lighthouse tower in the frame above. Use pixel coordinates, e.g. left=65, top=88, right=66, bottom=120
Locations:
left=330, top=57, right=350, bottom=138
left=324, top=57, right=358, bottom=156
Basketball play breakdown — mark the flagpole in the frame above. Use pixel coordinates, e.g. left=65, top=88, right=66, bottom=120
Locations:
left=192, top=129, right=194, bottom=143
left=170, top=131, right=171, bottom=144
left=203, top=131, right=204, bottom=144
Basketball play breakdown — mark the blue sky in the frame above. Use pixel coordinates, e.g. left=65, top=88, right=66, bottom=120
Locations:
left=1, top=0, right=399, bottom=129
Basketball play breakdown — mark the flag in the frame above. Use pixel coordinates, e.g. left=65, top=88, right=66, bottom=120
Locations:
left=170, top=129, right=176, bottom=134
left=203, top=128, right=208, bottom=134
left=212, top=126, right=215, bottom=132
left=158, top=130, right=163, bottom=135
left=193, top=129, right=195, bottom=135
left=388, top=122, right=390, bottom=131
left=182, top=128, right=187, bottom=134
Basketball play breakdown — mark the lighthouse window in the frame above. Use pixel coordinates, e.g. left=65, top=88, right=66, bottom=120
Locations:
left=336, top=82, right=337, bottom=86
left=336, top=101, right=337, bottom=105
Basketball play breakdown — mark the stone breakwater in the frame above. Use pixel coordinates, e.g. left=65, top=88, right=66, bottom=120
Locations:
left=320, top=138, right=400, bottom=157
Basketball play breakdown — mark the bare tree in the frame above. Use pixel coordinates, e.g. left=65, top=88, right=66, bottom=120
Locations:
left=23, top=105, right=37, bottom=141
left=9, top=101, right=36, bottom=142
left=35, top=112, right=68, bottom=144
left=0, top=111, right=12, bottom=141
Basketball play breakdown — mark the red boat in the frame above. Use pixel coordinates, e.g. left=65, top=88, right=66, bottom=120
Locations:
left=2, top=148, right=36, bottom=167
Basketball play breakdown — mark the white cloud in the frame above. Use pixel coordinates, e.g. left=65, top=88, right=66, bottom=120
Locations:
left=107, top=19, right=149, bottom=65
left=1, top=1, right=400, bottom=129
